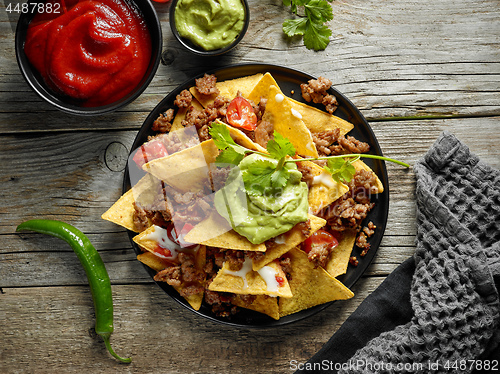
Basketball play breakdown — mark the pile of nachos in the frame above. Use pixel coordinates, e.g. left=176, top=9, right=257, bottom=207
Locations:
left=102, top=71, right=385, bottom=320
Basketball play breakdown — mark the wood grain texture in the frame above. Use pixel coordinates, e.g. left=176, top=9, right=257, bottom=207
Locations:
left=1, top=0, right=499, bottom=372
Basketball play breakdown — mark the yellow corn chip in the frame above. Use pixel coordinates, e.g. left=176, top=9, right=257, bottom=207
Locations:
left=304, top=161, right=349, bottom=214
left=353, top=159, right=384, bottom=193
left=171, top=97, right=204, bottom=133
left=190, top=73, right=264, bottom=108
left=252, top=214, right=326, bottom=270
left=279, top=247, right=354, bottom=317
left=261, top=85, right=318, bottom=158
left=249, top=72, right=353, bottom=136
left=101, top=173, right=159, bottom=232
left=136, top=243, right=206, bottom=311
left=209, top=259, right=292, bottom=298
left=142, top=139, right=219, bottom=193
left=324, top=230, right=357, bottom=278
left=231, top=294, right=280, bottom=320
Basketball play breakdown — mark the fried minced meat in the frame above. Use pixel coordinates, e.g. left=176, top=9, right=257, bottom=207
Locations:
left=357, top=221, right=377, bottom=256
left=300, top=77, right=338, bottom=114
left=307, top=241, right=332, bottom=269
left=153, top=253, right=205, bottom=297
left=174, top=89, right=193, bottom=108
left=203, top=247, right=240, bottom=317
left=195, top=73, right=219, bottom=96
left=254, top=119, right=274, bottom=148
left=152, top=109, right=175, bottom=133
left=319, top=169, right=378, bottom=232
left=181, top=95, right=230, bottom=141
left=312, top=128, right=370, bottom=159
left=279, top=256, right=292, bottom=281
left=296, top=161, right=316, bottom=187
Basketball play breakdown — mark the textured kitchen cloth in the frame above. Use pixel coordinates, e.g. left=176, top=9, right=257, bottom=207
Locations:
left=295, top=131, right=500, bottom=373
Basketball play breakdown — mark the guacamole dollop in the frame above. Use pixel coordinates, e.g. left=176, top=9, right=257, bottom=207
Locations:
left=174, top=0, right=246, bottom=51
left=214, top=154, right=309, bottom=244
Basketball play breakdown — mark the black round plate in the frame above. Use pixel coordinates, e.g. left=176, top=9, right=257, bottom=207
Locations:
left=123, top=63, right=389, bottom=328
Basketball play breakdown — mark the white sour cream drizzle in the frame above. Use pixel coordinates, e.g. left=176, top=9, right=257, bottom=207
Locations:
left=312, top=171, right=335, bottom=189
left=223, top=257, right=253, bottom=289
left=306, top=141, right=315, bottom=151
left=291, top=108, right=302, bottom=119
left=222, top=257, right=281, bottom=292
left=275, top=93, right=284, bottom=103
left=142, top=225, right=183, bottom=260
left=274, top=234, right=287, bottom=244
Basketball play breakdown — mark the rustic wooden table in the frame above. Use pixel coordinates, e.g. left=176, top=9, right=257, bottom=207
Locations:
left=1, top=0, right=499, bottom=372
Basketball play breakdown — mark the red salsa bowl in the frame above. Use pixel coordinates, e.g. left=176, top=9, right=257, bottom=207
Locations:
left=15, top=0, right=162, bottom=116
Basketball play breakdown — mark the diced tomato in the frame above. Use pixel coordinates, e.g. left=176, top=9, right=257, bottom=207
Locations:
left=132, top=140, right=168, bottom=168
left=302, top=229, right=339, bottom=254
left=153, top=244, right=172, bottom=258
left=168, top=222, right=196, bottom=248
left=275, top=275, right=285, bottom=287
left=226, top=97, right=258, bottom=131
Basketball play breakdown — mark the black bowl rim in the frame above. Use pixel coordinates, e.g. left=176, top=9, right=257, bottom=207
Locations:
left=14, top=0, right=163, bottom=116
left=169, top=0, right=250, bottom=56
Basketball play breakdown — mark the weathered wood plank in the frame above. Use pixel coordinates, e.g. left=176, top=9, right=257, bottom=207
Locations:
left=0, top=0, right=499, bottom=133
left=0, top=277, right=384, bottom=373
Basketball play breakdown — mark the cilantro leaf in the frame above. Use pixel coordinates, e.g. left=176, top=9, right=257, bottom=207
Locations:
left=242, top=158, right=276, bottom=194
left=325, top=157, right=356, bottom=184
left=303, top=21, right=331, bottom=51
left=215, top=146, right=245, bottom=165
left=267, top=131, right=296, bottom=160
left=270, top=167, right=290, bottom=189
left=283, top=17, right=308, bottom=37
left=209, top=121, right=250, bottom=165
left=209, top=121, right=238, bottom=149
left=304, top=0, right=333, bottom=22
left=282, top=0, right=333, bottom=51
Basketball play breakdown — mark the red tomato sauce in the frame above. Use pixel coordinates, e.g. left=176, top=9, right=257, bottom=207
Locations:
left=24, top=0, right=152, bottom=107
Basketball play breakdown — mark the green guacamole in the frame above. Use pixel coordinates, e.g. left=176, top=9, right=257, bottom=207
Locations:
left=214, top=154, right=309, bottom=245
left=174, top=0, right=246, bottom=51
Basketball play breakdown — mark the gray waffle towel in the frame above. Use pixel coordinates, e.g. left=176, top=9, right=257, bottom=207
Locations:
left=296, top=131, right=500, bottom=373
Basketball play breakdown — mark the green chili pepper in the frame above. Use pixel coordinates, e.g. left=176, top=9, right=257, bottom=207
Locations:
left=16, top=219, right=132, bottom=363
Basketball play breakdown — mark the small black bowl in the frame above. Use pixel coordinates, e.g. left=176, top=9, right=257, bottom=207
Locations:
left=169, top=0, right=249, bottom=56
left=15, top=0, right=162, bottom=116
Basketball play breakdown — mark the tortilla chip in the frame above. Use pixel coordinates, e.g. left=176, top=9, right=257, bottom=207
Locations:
left=219, top=120, right=267, bottom=153
left=252, top=214, right=326, bottom=270
left=136, top=242, right=206, bottom=311
left=132, top=225, right=164, bottom=254
left=142, top=139, right=219, bottom=193
left=190, top=73, right=264, bottom=108
left=290, top=100, right=354, bottom=136
left=101, top=174, right=160, bottom=232
left=184, top=212, right=267, bottom=252
left=353, top=159, right=384, bottom=193
left=137, top=251, right=171, bottom=271
left=171, top=97, right=204, bottom=133
left=304, top=161, right=349, bottom=214
left=324, top=230, right=357, bottom=278
left=261, top=85, right=318, bottom=158
left=231, top=294, right=280, bottom=320
left=279, top=247, right=354, bottom=317
left=249, top=72, right=353, bottom=136
left=209, top=259, right=293, bottom=298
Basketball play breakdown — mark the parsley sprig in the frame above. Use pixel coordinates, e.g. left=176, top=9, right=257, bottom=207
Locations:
left=282, top=0, right=334, bottom=51
left=208, top=122, right=409, bottom=190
